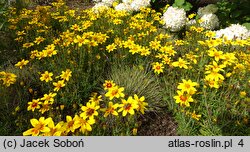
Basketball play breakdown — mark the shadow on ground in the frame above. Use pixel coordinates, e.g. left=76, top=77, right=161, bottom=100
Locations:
left=138, top=111, right=178, bottom=136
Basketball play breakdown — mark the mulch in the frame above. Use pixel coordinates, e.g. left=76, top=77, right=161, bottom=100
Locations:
left=138, top=112, right=178, bottom=136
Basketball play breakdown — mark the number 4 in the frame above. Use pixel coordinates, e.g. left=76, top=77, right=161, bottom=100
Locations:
left=238, top=139, right=244, bottom=147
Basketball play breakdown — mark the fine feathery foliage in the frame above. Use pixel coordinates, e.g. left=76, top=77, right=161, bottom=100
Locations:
left=107, top=64, right=165, bottom=111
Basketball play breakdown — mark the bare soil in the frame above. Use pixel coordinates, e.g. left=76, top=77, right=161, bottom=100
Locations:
left=138, top=112, right=178, bottom=136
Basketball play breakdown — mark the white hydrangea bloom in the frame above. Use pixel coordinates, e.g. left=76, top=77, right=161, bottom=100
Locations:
left=215, top=24, right=250, bottom=40
left=115, top=3, right=133, bottom=12
left=102, top=0, right=116, bottom=6
left=130, top=0, right=151, bottom=11
left=199, top=13, right=219, bottom=30
left=122, top=0, right=133, bottom=4
left=162, top=6, right=187, bottom=32
left=197, top=4, right=218, bottom=16
left=186, top=19, right=196, bottom=26
left=92, top=2, right=110, bottom=13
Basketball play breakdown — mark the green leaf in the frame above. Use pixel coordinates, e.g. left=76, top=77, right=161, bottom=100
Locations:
left=183, top=2, right=192, bottom=11
left=230, top=11, right=242, bottom=18
left=175, top=0, right=185, bottom=6
left=172, top=3, right=178, bottom=8
left=242, top=23, right=250, bottom=30
left=0, top=22, right=4, bottom=30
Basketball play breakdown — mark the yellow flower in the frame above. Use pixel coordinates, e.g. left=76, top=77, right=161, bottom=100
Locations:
left=226, top=72, right=232, bottom=78
left=53, top=80, right=65, bottom=92
left=222, top=52, right=237, bottom=66
left=118, top=96, right=139, bottom=117
left=43, top=44, right=57, bottom=57
left=74, top=115, right=95, bottom=134
left=174, top=91, right=194, bottom=107
left=188, top=13, right=196, bottom=19
left=74, top=35, right=87, bottom=47
left=205, top=39, right=220, bottom=48
left=105, top=86, right=125, bottom=100
left=89, top=93, right=103, bottom=104
left=205, top=71, right=224, bottom=81
left=27, top=99, right=42, bottom=111
left=128, top=44, right=141, bottom=54
left=152, top=62, right=164, bottom=74
left=34, top=36, right=45, bottom=44
left=175, top=40, right=185, bottom=46
left=45, top=121, right=64, bottom=136
left=208, top=48, right=225, bottom=62
left=232, top=39, right=247, bottom=47
left=205, top=79, right=220, bottom=89
left=30, top=50, right=39, bottom=59
left=161, top=55, right=171, bottom=65
left=41, top=92, right=57, bottom=103
left=205, top=61, right=225, bottom=73
left=40, top=71, right=53, bottom=82
left=80, top=102, right=100, bottom=119
left=106, top=43, right=117, bottom=53
left=64, top=115, right=79, bottom=133
left=132, top=128, right=138, bottom=135
left=23, top=117, right=52, bottom=136
left=36, top=51, right=47, bottom=60
left=177, top=79, right=198, bottom=95
left=195, top=27, right=204, bottom=33
left=185, top=53, right=198, bottom=64
left=23, top=42, right=34, bottom=48
left=133, top=94, right=148, bottom=114
left=123, top=39, right=135, bottom=49
left=70, top=24, right=81, bottom=31
left=39, top=101, right=51, bottom=114
left=172, top=58, right=189, bottom=69
left=103, top=80, right=116, bottom=90
left=96, top=54, right=101, bottom=59
left=149, top=40, right=161, bottom=50
left=113, top=19, right=123, bottom=25
left=15, top=59, right=29, bottom=69
left=160, top=45, right=175, bottom=56
left=240, top=91, right=247, bottom=98
left=0, top=72, right=17, bottom=87
left=191, top=111, right=201, bottom=121
left=205, top=31, right=216, bottom=38
left=101, top=102, right=119, bottom=117
left=16, top=30, right=26, bottom=36
left=139, top=47, right=151, bottom=56
left=60, top=69, right=72, bottom=81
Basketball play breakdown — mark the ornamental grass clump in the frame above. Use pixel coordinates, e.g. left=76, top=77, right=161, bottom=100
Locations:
left=1, top=0, right=250, bottom=136
left=107, top=65, right=164, bottom=111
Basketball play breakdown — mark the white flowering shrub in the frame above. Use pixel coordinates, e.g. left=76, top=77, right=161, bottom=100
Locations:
left=197, top=4, right=218, bottom=16
left=122, top=0, right=133, bottom=4
left=102, top=0, right=116, bottom=6
left=115, top=3, right=133, bottom=12
left=195, top=4, right=220, bottom=30
left=215, top=24, right=250, bottom=40
left=199, top=13, right=219, bottom=30
left=92, top=2, right=110, bottom=13
left=162, top=6, right=187, bottom=32
left=93, top=0, right=150, bottom=12
left=186, top=19, right=196, bottom=26
left=130, top=0, right=151, bottom=11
